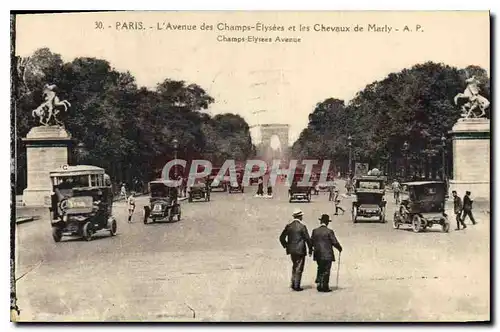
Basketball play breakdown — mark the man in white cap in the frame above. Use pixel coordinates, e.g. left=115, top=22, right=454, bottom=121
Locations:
left=279, top=209, right=313, bottom=291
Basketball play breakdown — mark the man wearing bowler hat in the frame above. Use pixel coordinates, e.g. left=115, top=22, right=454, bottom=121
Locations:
left=279, top=209, right=313, bottom=291
left=311, top=214, right=343, bottom=292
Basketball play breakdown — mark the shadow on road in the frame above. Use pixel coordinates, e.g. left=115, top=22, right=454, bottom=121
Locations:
left=143, top=220, right=181, bottom=226
left=353, top=219, right=386, bottom=224
left=397, top=227, right=450, bottom=234
left=59, top=233, right=116, bottom=243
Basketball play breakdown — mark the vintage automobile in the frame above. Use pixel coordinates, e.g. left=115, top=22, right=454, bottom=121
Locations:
left=313, top=172, right=335, bottom=197
left=288, top=171, right=312, bottom=202
left=228, top=169, right=245, bottom=193
left=352, top=175, right=387, bottom=223
left=208, top=167, right=228, bottom=192
left=143, top=180, right=181, bottom=223
left=188, top=178, right=210, bottom=202
left=393, top=181, right=450, bottom=233
left=49, top=165, right=117, bottom=242
left=289, top=184, right=312, bottom=202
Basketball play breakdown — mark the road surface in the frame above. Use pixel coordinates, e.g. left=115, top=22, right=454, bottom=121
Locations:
left=14, top=180, right=490, bottom=322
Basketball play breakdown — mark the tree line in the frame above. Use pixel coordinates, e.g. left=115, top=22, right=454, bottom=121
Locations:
left=291, top=62, right=490, bottom=180
left=14, top=48, right=255, bottom=193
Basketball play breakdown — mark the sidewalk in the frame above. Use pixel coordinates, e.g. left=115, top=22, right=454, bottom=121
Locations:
left=14, top=206, right=46, bottom=224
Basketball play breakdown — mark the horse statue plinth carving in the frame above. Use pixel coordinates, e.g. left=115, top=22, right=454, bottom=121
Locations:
left=31, top=84, right=71, bottom=127
left=454, top=75, right=490, bottom=119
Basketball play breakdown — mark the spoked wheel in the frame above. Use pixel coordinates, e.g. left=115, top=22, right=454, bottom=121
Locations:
left=52, top=227, right=62, bottom=242
left=392, top=212, right=400, bottom=229
left=412, top=215, right=422, bottom=233
left=109, top=218, right=117, bottom=236
left=352, top=206, right=358, bottom=223
left=82, top=222, right=93, bottom=241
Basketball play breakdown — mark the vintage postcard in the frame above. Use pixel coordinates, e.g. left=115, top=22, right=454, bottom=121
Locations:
left=11, top=11, right=490, bottom=322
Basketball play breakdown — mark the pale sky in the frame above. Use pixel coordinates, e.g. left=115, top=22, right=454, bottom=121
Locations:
left=15, top=11, right=490, bottom=145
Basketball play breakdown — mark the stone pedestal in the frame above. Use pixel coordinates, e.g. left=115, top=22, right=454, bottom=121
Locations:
left=449, top=118, right=490, bottom=200
left=22, top=126, right=72, bottom=206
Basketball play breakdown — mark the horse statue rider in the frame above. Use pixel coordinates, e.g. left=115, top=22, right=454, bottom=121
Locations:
left=454, top=75, right=490, bottom=118
left=32, top=84, right=71, bottom=126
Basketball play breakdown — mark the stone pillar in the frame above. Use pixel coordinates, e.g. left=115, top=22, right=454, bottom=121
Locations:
left=448, top=118, right=490, bottom=200
left=22, top=126, right=72, bottom=206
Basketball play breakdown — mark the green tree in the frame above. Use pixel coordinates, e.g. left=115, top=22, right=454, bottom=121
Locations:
left=14, top=47, right=255, bottom=192
left=292, top=62, right=490, bottom=179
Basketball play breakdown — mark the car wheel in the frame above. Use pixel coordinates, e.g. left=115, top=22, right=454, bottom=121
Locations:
left=109, top=218, right=117, bottom=236
left=392, top=212, right=400, bottom=229
left=82, top=222, right=93, bottom=241
left=412, top=215, right=421, bottom=233
left=52, top=227, right=62, bottom=242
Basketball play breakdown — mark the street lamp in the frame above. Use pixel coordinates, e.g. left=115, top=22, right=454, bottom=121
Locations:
left=441, top=135, right=447, bottom=181
left=402, top=141, right=409, bottom=180
left=347, top=135, right=353, bottom=176
left=423, top=146, right=439, bottom=179
left=172, top=138, right=179, bottom=179
left=75, top=142, right=86, bottom=165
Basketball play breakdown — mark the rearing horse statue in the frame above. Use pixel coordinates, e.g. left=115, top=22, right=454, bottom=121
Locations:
left=31, top=84, right=71, bottom=126
left=454, top=76, right=490, bottom=118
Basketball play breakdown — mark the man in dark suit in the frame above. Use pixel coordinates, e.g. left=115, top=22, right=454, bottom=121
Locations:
left=452, top=190, right=466, bottom=230
left=462, top=191, right=477, bottom=225
left=311, top=214, right=343, bottom=292
left=279, top=209, right=313, bottom=291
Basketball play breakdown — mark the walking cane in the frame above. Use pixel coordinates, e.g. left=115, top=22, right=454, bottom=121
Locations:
left=335, top=251, right=342, bottom=290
